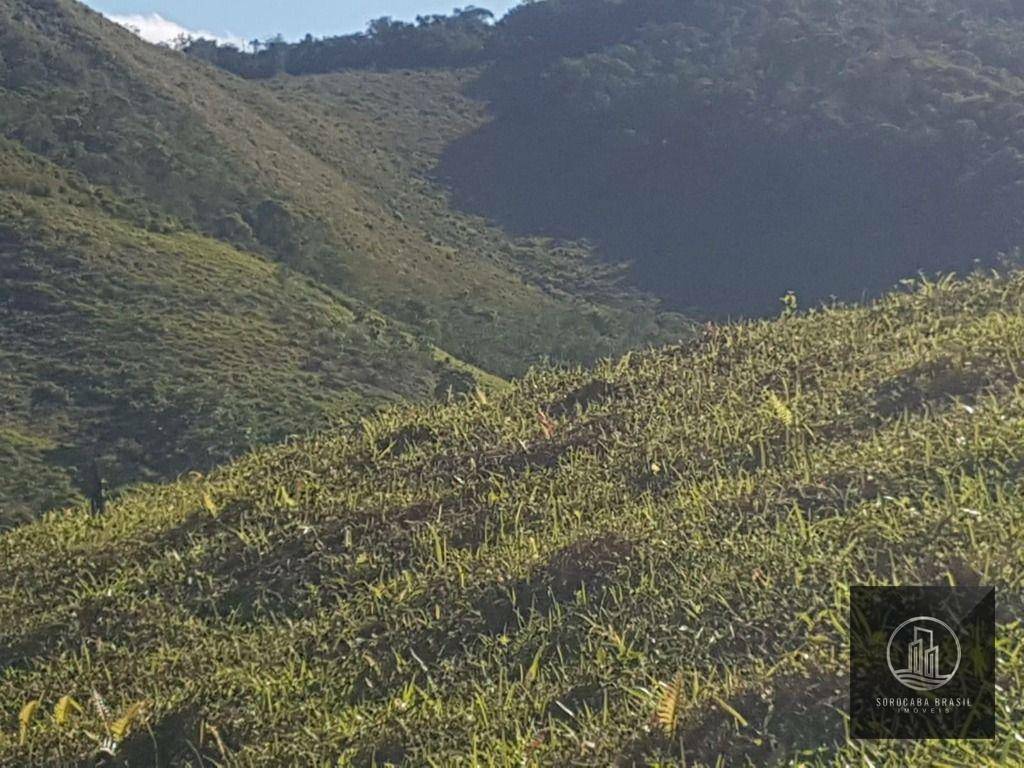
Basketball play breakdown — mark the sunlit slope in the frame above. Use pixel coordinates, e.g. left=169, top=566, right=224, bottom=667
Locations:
left=0, top=0, right=684, bottom=377
left=0, top=144, right=488, bottom=525
left=0, top=0, right=682, bottom=519
left=1, top=273, right=1022, bottom=765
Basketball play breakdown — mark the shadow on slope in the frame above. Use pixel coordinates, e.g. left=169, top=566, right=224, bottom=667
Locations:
left=437, top=116, right=1007, bottom=317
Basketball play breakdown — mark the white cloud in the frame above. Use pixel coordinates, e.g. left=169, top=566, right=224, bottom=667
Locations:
left=107, top=12, right=248, bottom=50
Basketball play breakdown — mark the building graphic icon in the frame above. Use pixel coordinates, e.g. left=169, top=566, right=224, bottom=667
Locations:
left=906, top=626, right=940, bottom=678
left=887, top=616, right=960, bottom=691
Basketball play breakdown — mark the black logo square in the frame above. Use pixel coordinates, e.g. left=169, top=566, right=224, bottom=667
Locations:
left=849, top=586, right=995, bottom=739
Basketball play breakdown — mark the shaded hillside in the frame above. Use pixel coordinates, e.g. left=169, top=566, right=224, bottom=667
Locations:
left=443, top=0, right=1024, bottom=315
left=244, top=67, right=681, bottom=370
left=0, top=141, right=497, bottom=526
left=1, top=271, right=1022, bottom=764
left=192, top=0, right=1024, bottom=315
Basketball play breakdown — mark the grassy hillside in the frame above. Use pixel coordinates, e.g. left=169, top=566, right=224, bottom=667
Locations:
left=1, top=272, right=1022, bottom=765
left=0, top=141, right=500, bottom=526
left=0, top=0, right=683, bottom=374
left=0, top=0, right=685, bottom=520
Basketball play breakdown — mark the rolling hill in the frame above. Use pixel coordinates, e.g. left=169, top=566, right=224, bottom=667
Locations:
left=1, top=271, right=1022, bottom=765
left=0, top=0, right=686, bottom=522
left=0, top=0, right=681, bottom=372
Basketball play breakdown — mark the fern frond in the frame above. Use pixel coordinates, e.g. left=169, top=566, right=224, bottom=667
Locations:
left=97, top=736, right=118, bottom=756
left=109, top=701, right=147, bottom=743
left=90, top=689, right=111, bottom=725
left=654, top=672, right=685, bottom=736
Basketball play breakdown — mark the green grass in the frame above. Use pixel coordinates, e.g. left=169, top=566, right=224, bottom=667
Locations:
left=1, top=272, right=1022, bottom=765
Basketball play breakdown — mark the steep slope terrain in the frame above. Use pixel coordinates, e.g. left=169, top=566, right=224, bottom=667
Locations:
left=0, top=141, right=496, bottom=526
left=1, top=272, right=1021, bottom=765
left=0, top=0, right=685, bottom=520
left=0, top=0, right=680, bottom=372
left=243, top=66, right=678, bottom=370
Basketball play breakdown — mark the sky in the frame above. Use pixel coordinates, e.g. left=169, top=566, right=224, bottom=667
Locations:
left=82, top=1, right=520, bottom=48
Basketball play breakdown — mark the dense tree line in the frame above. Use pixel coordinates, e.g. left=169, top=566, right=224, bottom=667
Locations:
left=182, top=7, right=496, bottom=77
